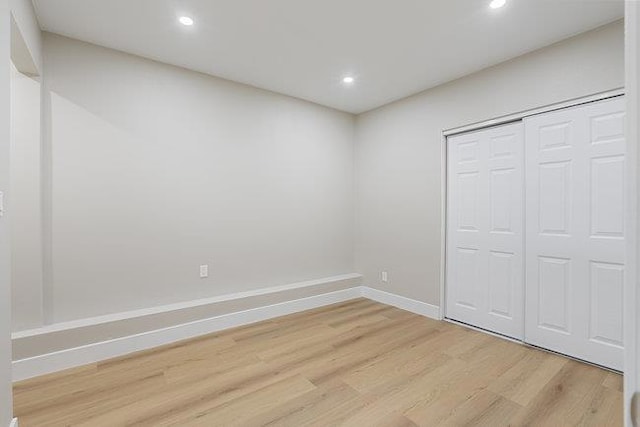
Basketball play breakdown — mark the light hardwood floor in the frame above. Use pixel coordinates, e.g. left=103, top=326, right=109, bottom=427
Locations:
left=14, top=298, right=623, bottom=426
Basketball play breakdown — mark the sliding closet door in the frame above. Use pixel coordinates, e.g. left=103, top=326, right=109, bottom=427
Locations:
left=525, top=97, right=625, bottom=370
left=446, top=123, right=524, bottom=340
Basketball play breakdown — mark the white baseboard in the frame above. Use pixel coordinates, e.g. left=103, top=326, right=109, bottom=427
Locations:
left=12, top=287, right=361, bottom=381
left=361, top=286, right=441, bottom=320
left=12, top=285, right=442, bottom=381
left=13, top=273, right=363, bottom=339
left=9, top=418, right=18, bottom=427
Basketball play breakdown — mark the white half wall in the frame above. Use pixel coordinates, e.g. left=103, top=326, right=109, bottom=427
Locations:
left=11, top=281, right=448, bottom=382
left=12, top=273, right=362, bottom=361
left=13, top=274, right=364, bottom=381
left=355, top=20, right=625, bottom=306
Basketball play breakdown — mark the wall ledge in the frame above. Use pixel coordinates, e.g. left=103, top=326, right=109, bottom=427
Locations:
left=12, top=283, right=442, bottom=382
left=12, top=274, right=362, bottom=361
left=13, top=273, right=363, bottom=339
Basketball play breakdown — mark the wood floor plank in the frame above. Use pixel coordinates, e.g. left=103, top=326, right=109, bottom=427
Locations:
left=402, top=341, right=526, bottom=425
left=81, top=361, right=297, bottom=426
left=436, top=390, right=522, bottom=427
left=13, top=300, right=623, bottom=426
left=487, top=347, right=568, bottom=406
left=341, top=338, right=450, bottom=393
left=341, top=357, right=471, bottom=425
left=240, top=379, right=361, bottom=427
left=164, top=375, right=317, bottom=427
left=603, top=371, right=624, bottom=392
left=509, top=360, right=609, bottom=426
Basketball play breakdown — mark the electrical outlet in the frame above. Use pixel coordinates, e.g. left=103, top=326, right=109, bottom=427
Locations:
left=199, top=265, right=209, bottom=278
left=381, top=271, right=388, bottom=283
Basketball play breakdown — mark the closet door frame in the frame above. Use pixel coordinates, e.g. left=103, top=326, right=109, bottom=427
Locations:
left=440, top=88, right=627, bottom=333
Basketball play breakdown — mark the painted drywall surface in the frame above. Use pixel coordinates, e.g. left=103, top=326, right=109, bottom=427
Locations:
left=355, top=21, right=624, bottom=306
left=0, top=0, right=13, bottom=423
left=42, top=33, right=355, bottom=323
left=10, top=62, right=43, bottom=331
left=10, top=0, right=41, bottom=74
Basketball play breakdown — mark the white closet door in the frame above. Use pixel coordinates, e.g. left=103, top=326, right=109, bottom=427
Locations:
left=525, top=97, right=625, bottom=370
left=446, top=122, right=524, bottom=340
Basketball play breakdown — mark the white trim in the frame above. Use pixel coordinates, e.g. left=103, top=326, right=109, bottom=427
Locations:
left=9, top=418, right=18, bottom=427
left=12, top=287, right=362, bottom=381
left=439, top=133, right=447, bottom=320
left=625, top=2, right=640, bottom=425
left=361, top=287, right=441, bottom=319
left=13, top=273, right=362, bottom=339
left=443, top=88, right=624, bottom=137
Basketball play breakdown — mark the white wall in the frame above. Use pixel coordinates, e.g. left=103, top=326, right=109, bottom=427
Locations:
left=355, top=21, right=624, bottom=306
left=0, top=0, right=12, bottom=423
left=40, top=33, right=355, bottom=324
left=10, top=62, right=43, bottom=331
left=625, top=2, right=640, bottom=425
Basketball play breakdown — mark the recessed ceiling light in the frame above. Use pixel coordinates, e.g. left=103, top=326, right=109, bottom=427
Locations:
left=179, top=16, right=194, bottom=26
left=342, top=76, right=355, bottom=84
left=489, top=0, right=506, bottom=9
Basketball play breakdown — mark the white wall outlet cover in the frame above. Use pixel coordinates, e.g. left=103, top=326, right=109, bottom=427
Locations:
left=381, top=271, right=388, bottom=283
left=199, top=265, right=208, bottom=278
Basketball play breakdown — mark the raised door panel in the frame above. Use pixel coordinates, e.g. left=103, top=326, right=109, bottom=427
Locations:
left=487, top=251, right=515, bottom=319
left=457, top=140, right=480, bottom=163
left=457, top=172, right=480, bottom=232
left=590, top=156, right=625, bottom=239
left=538, top=121, right=573, bottom=151
left=537, top=256, right=572, bottom=334
left=489, top=168, right=516, bottom=234
left=589, top=261, right=624, bottom=349
left=538, top=161, right=572, bottom=236
left=590, top=111, right=624, bottom=146
left=454, top=248, right=480, bottom=310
